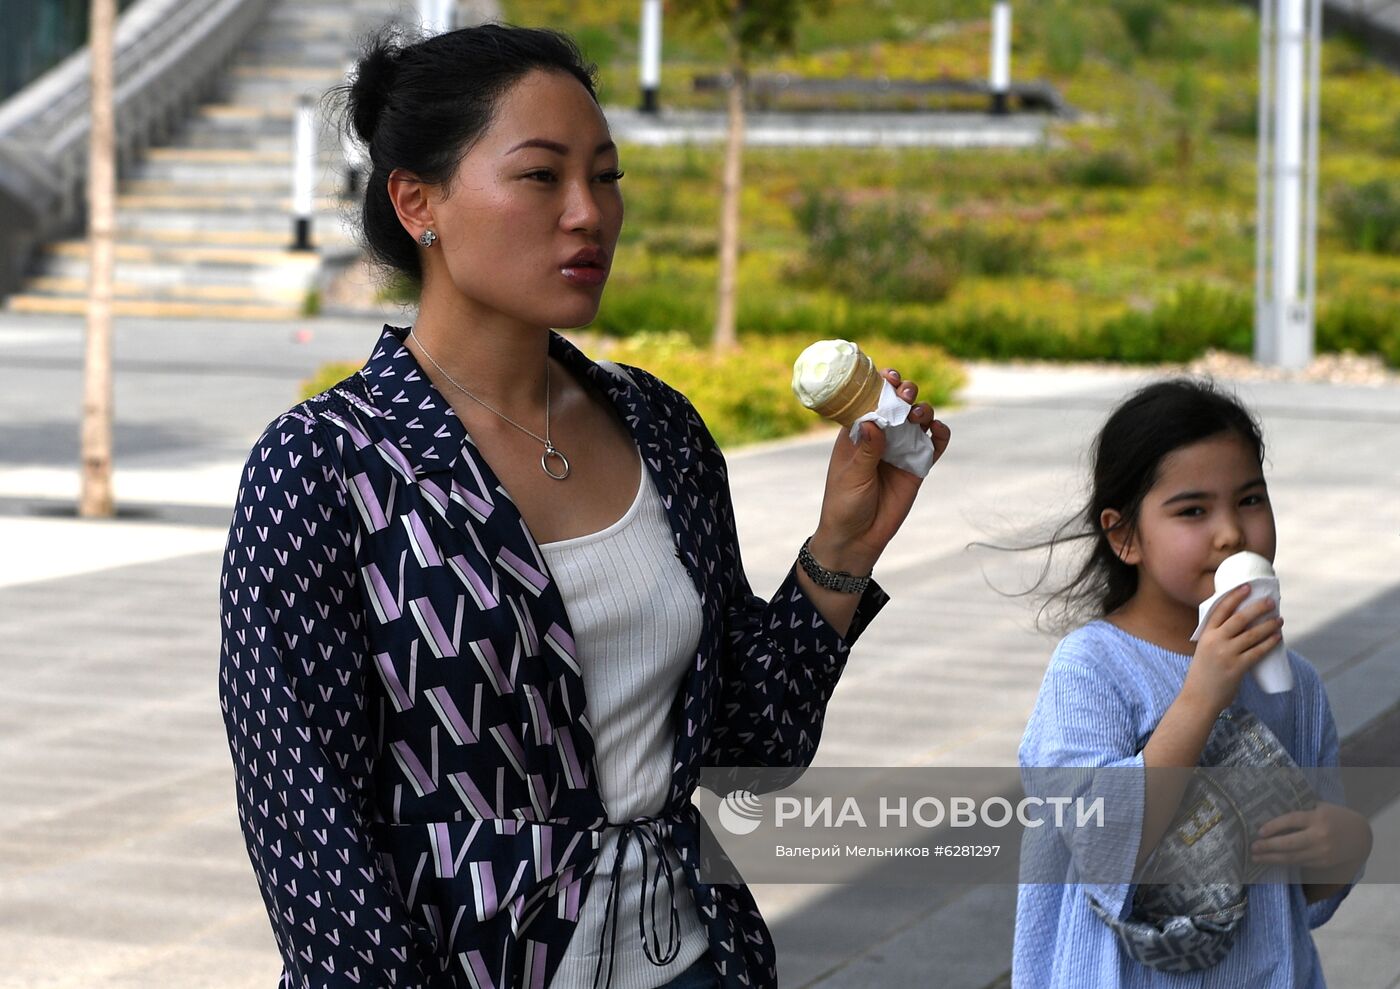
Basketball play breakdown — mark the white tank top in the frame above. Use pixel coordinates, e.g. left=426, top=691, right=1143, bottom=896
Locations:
left=538, top=451, right=710, bottom=989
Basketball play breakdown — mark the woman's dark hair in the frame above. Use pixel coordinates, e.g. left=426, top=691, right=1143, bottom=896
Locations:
left=997, top=377, right=1267, bottom=633
left=335, top=23, right=599, bottom=284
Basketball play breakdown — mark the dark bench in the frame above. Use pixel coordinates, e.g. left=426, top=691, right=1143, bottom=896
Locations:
left=691, top=74, right=1075, bottom=116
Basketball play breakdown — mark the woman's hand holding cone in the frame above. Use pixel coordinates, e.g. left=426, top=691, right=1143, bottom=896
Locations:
left=808, top=368, right=950, bottom=578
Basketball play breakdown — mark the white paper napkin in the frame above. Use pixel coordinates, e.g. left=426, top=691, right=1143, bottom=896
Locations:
left=847, top=380, right=936, bottom=478
left=1190, top=576, right=1294, bottom=693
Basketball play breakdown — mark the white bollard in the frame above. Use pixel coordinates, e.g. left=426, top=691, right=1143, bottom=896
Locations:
left=639, top=0, right=662, bottom=114
left=292, top=96, right=315, bottom=251
left=989, top=1, right=1012, bottom=115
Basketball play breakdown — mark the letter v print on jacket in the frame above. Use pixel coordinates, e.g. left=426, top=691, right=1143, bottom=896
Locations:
left=218, top=323, right=889, bottom=989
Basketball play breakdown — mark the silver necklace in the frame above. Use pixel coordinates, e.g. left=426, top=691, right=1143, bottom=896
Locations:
left=408, top=331, right=570, bottom=480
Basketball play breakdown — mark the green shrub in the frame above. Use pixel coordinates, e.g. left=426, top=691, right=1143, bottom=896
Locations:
left=1112, top=0, right=1170, bottom=54
left=604, top=332, right=965, bottom=447
left=1212, top=94, right=1258, bottom=138
left=742, top=284, right=1254, bottom=366
left=1091, top=283, right=1253, bottom=361
left=916, top=308, right=1076, bottom=360
left=788, top=190, right=1045, bottom=304
left=592, top=278, right=713, bottom=341
left=1184, top=12, right=1259, bottom=69
left=571, top=24, right=619, bottom=68
left=791, top=185, right=843, bottom=241
left=1330, top=180, right=1400, bottom=254
left=791, top=190, right=959, bottom=304
left=1318, top=297, right=1400, bottom=366
left=928, top=226, right=1045, bottom=277
left=1380, top=329, right=1400, bottom=368
left=1043, top=8, right=1088, bottom=75
left=734, top=295, right=1082, bottom=361
left=1171, top=66, right=1204, bottom=116
left=1054, top=150, right=1151, bottom=188
left=303, top=333, right=966, bottom=449
left=638, top=227, right=719, bottom=258
left=1322, top=31, right=1373, bottom=77
left=665, top=142, right=714, bottom=182
left=302, top=360, right=360, bottom=398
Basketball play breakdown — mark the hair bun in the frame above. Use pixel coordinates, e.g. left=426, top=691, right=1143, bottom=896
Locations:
left=349, top=41, right=401, bottom=145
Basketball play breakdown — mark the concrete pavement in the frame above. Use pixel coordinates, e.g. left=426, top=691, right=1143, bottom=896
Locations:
left=0, top=312, right=1396, bottom=987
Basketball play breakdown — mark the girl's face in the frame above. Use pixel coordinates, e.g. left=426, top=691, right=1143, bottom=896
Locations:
left=1105, top=432, right=1277, bottom=616
left=421, top=69, right=624, bottom=331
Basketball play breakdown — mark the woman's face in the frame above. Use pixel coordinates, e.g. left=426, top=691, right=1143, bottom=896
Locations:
left=424, top=69, right=624, bottom=331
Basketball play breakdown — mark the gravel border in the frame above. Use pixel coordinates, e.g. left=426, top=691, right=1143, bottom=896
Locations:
left=966, top=348, right=1400, bottom=388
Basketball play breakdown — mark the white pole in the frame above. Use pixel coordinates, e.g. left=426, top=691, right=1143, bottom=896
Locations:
left=1273, top=0, right=1305, bottom=364
left=1257, top=0, right=1316, bottom=368
left=640, top=0, right=662, bottom=113
left=990, top=2, right=1012, bottom=115
left=419, top=0, right=451, bottom=36
left=1303, top=0, right=1322, bottom=347
left=1254, top=0, right=1274, bottom=361
left=292, top=96, right=315, bottom=251
left=340, top=60, right=367, bottom=198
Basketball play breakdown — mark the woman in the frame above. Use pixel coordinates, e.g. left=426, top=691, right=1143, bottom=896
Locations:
left=217, top=23, right=951, bottom=989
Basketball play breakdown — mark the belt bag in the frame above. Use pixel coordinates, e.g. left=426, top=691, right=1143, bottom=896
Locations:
left=1090, top=706, right=1317, bottom=973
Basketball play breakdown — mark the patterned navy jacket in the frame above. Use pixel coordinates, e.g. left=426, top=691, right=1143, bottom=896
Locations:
left=218, top=324, right=888, bottom=989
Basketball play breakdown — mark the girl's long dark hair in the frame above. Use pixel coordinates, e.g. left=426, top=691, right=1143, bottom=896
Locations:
left=1000, top=377, right=1266, bottom=633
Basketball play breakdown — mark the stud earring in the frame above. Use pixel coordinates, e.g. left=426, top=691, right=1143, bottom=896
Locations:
left=418, top=229, right=437, bottom=247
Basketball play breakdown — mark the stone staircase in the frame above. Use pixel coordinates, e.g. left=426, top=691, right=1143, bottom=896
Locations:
left=5, top=0, right=400, bottom=321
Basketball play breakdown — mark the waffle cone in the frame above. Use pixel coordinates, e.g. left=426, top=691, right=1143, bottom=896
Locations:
left=812, top=350, right=884, bottom=427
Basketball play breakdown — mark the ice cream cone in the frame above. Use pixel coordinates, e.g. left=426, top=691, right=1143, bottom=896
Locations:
left=1194, top=550, right=1294, bottom=693
left=812, top=351, right=885, bottom=427
left=792, top=339, right=887, bottom=428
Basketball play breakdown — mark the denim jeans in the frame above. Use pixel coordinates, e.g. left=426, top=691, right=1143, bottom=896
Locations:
left=655, top=953, right=720, bottom=989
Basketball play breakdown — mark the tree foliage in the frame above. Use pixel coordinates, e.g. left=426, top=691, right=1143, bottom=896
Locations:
left=671, top=0, right=833, bottom=63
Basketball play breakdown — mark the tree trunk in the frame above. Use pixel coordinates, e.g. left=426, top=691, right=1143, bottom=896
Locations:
left=81, top=0, right=117, bottom=518
left=712, top=6, right=746, bottom=353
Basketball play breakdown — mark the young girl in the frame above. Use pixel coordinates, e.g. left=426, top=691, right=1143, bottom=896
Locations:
left=1014, top=378, right=1371, bottom=987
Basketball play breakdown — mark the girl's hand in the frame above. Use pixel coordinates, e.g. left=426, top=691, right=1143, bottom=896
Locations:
left=807, top=368, right=951, bottom=575
left=1180, top=585, right=1283, bottom=716
left=1252, top=802, right=1372, bottom=876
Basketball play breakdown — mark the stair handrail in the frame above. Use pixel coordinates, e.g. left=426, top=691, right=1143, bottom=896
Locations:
left=0, top=0, right=272, bottom=297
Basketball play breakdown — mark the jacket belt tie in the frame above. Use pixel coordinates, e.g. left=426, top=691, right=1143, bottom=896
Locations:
left=592, top=815, right=682, bottom=989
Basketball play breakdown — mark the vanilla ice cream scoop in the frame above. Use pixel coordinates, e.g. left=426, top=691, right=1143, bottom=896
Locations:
left=792, top=339, right=885, bottom=427
left=1191, top=550, right=1293, bottom=693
